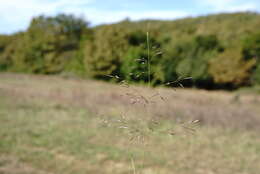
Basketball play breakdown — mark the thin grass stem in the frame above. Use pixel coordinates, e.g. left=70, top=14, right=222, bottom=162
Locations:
left=131, top=157, right=136, bottom=174
left=146, top=31, right=151, bottom=87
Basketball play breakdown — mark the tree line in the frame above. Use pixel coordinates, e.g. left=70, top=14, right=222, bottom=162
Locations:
left=0, top=12, right=260, bottom=89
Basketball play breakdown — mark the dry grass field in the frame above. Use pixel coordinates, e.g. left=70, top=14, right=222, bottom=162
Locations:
left=0, top=73, right=260, bottom=174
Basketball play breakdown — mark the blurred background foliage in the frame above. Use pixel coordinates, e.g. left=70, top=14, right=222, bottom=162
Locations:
left=1, top=12, right=260, bottom=89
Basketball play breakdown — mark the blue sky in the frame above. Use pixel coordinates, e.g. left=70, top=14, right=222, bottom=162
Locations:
left=0, top=0, right=259, bottom=34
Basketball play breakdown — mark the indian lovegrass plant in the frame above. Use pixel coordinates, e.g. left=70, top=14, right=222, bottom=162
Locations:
left=99, top=30, right=198, bottom=173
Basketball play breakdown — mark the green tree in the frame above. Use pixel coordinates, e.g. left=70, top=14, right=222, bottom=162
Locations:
left=252, top=64, right=260, bottom=85
left=0, top=34, right=23, bottom=71
left=209, top=48, right=256, bottom=87
left=0, top=35, right=12, bottom=71
left=173, top=35, right=222, bottom=87
left=242, top=32, right=260, bottom=85
left=12, top=14, right=90, bottom=74
left=84, top=25, right=129, bottom=79
left=121, top=31, right=164, bottom=85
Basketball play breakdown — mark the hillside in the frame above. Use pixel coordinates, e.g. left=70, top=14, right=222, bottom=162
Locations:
left=1, top=12, right=260, bottom=89
left=0, top=73, right=260, bottom=173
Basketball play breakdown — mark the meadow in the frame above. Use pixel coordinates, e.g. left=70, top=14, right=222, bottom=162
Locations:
left=0, top=73, right=260, bottom=174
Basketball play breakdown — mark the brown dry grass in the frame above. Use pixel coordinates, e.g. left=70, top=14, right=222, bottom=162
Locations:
left=1, top=73, right=260, bottom=174
left=0, top=73, right=259, bottom=131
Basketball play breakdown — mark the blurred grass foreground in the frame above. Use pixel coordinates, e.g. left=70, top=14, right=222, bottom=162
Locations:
left=0, top=73, right=259, bottom=174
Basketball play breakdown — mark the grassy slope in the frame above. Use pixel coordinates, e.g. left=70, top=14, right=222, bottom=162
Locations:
left=0, top=73, right=260, bottom=174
